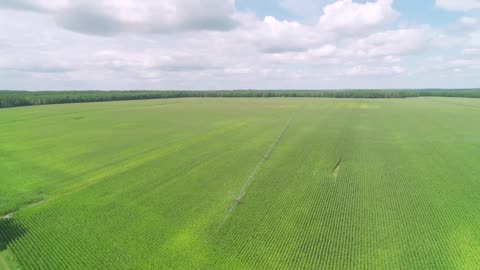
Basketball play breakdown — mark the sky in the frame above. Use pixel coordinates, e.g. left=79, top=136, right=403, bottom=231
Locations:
left=0, top=0, right=479, bottom=90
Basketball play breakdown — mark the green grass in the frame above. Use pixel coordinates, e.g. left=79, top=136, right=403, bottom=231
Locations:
left=1, top=98, right=480, bottom=269
left=0, top=250, right=19, bottom=270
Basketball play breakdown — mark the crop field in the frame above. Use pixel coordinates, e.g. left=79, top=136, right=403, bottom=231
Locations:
left=1, top=97, right=480, bottom=269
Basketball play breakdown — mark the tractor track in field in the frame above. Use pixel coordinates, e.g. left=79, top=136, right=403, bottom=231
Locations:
left=208, top=107, right=301, bottom=241
left=332, top=158, right=342, bottom=180
left=1, top=199, right=48, bottom=220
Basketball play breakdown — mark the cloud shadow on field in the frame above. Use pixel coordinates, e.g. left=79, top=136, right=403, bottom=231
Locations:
left=0, top=218, right=27, bottom=252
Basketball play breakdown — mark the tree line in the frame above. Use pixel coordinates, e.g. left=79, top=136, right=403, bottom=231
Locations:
left=1, top=89, right=480, bottom=108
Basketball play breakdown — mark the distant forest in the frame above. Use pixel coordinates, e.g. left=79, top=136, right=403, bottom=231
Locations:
left=1, top=89, right=480, bottom=108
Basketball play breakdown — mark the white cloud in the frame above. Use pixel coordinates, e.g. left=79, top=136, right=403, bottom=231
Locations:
left=0, top=56, right=73, bottom=73
left=223, top=66, right=254, bottom=75
left=318, top=0, right=398, bottom=34
left=341, top=65, right=405, bottom=76
left=460, top=16, right=479, bottom=26
left=261, top=44, right=339, bottom=64
left=0, top=0, right=68, bottom=12
left=244, top=16, right=332, bottom=53
left=459, top=21, right=480, bottom=55
left=383, top=55, right=401, bottom=63
left=464, top=48, right=480, bottom=55
left=236, top=0, right=400, bottom=54
left=258, top=26, right=436, bottom=67
left=471, top=31, right=480, bottom=45
left=0, top=1, right=479, bottom=90
left=436, top=0, right=480, bottom=11
left=0, top=0, right=238, bottom=34
left=350, top=27, right=437, bottom=57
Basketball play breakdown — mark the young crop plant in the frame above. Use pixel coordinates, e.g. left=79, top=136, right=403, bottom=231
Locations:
left=1, top=97, right=480, bottom=269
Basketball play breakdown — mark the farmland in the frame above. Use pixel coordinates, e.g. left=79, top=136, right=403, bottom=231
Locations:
left=1, top=97, right=480, bottom=269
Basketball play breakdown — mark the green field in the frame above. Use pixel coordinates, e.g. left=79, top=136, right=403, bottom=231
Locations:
left=1, top=97, right=480, bottom=269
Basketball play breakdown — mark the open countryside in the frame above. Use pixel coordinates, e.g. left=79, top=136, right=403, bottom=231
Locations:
left=1, top=97, right=480, bottom=269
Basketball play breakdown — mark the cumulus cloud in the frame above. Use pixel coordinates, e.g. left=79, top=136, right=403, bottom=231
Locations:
left=341, top=65, right=405, bottom=76
left=0, top=0, right=68, bottom=12
left=470, top=30, right=480, bottom=45
left=245, top=16, right=332, bottom=53
left=0, top=62, right=73, bottom=73
left=464, top=30, right=480, bottom=56
left=238, top=0, right=399, bottom=54
left=148, top=55, right=223, bottom=72
left=318, top=0, right=398, bottom=34
left=260, top=26, right=440, bottom=65
left=436, top=0, right=480, bottom=11
left=351, top=27, right=436, bottom=57
left=0, top=0, right=479, bottom=89
left=0, top=0, right=239, bottom=35
left=460, top=17, right=479, bottom=26
left=464, top=48, right=480, bottom=55
left=261, top=44, right=339, bottom=65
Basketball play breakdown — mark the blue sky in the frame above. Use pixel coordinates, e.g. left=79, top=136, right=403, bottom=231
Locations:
left=0, top=0, right=479, bottom=90
left=237, top=0, right=465, bottom=26
left=393, top=0, right=461, bottom=26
